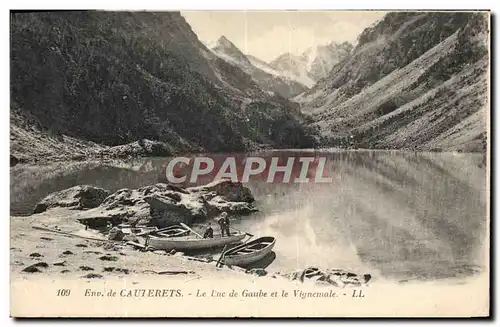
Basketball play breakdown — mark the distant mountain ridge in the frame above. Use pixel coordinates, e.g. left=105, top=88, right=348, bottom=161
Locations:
left=209, top=36, right=309, bottom=98
left=209, top=36, right=353, bottom=94
left=10, top=11, right=318, bottom=162
left=269, top=41, right=354, bottom=87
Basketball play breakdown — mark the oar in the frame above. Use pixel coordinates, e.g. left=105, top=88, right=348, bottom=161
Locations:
left=136, top=226, right=179, bottom=237
left=32, top=225, right=113, bottom=243
left=136, top=228, right=159, bottom=237
left=180, top=222, right=203, bottom=239
left=215, top=244, right=229, bottom=268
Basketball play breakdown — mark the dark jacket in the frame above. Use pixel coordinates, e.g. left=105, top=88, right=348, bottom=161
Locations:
left=203, top=227, right=214, bottom=239
left=218, top=216, right=229, bottom=227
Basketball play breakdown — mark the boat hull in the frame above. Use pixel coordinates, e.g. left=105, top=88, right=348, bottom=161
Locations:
left=223, top=237, right=276, bottom=267
left=148, top=233, right=246, bottom=251
left=135, top=225, right=189, bottom=237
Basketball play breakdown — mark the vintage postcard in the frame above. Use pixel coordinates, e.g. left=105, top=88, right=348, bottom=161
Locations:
left=10, top=9, right=490, bottom=317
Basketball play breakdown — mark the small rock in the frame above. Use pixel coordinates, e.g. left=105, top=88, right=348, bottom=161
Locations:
left=60, top=270, right=71, bottom=274
left=246, top=268, right=267, bottom=277
left=153, top=250, right=167, bottom=255
left=82, top=273, right=103, bottom=279
left=75, top=244, right=88, bottom=248
left=103, top=267, right=115, bottom=272
left=174, top=252, right=185, bottom=256
left=99, top=255, right=118, bottom=262
left=32, top=262, right=49, bottom=268
left=29, top=252, right=43, bottom=258
left=116, top=268, right=130, bottom=274
left=108, top=227, right=124, bottom=241
left=62, top=250, right=74, bottom=255
left=53, top=261, right=66, bottom=267
left=79, top=266, right=94, bottom=271
left=40, top=237, right=53, bottom=241
left=22, top=266, right=42, bottom=273
left=22, top=262, right=48, bottom=273
left=169, top=249, right=177, bottom=255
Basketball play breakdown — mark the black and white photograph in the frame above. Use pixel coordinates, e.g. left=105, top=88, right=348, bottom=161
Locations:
left=9, top=9, right=490, bottom=317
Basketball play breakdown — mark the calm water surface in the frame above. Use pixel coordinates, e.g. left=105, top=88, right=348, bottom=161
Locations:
left=10, top=150, right=488, bottom=282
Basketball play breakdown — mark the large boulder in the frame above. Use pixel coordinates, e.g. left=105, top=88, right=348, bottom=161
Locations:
left=33, top=185, right=110, bottom=214
left=63, top=181, right=256, bottom=229
left=144, top=191, right=207, bottom=227
left=74, top=188, right=153, bottom=227
left=204, top=195, right=258, bottom=217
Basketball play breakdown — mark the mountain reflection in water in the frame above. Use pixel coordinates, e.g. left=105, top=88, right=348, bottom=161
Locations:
left=10, top=150, right=488, bottom=282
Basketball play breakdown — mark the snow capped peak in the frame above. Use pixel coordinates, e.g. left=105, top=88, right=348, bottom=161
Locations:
left=302, top=47, right=318, bottom=71
left=209, top=36, right=353, bottom=95
left=211, top=36, right=243, bottom=57
left=210, top=35, right=253, bottom=68
left=215, top=35, right=235, bottom=49
left=266, top=41, right=352, bottom=87
left=272, top=52, right=302, bottom=64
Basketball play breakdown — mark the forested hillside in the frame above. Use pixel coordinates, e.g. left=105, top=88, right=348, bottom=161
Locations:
left=11, top=11, right=317, bottom=162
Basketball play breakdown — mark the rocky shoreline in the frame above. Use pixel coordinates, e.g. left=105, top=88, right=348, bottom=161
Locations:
left=33, top=179, right=258, bottom=228
left=10, top=138, right=188, bottom=167
left=11, top=180, right=372, bottom=288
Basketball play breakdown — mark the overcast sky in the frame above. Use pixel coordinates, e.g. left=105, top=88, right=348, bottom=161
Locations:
left=181, top=11, right=386, bottom=62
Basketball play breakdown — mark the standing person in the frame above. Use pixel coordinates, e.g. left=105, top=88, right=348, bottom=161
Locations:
left=218, top=212, right=231, bottom=237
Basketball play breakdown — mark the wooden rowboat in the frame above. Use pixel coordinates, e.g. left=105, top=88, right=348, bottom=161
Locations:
left=148, top=232, right=246, bottom=251
left=222, top=236, right=276, bottom=267
left=151, top=225, right=190, bottom=238
left=116, top=224, right=190, bottom=238
left=117, top=224, right=158, bottom=235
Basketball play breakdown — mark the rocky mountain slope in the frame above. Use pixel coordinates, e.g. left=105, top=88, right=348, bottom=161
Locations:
left=269, top=42, right=353, bottom=88
left=298, top=12, right=489, bottom=152
left=10, top=11, right=317, bottom=163
left=209, top=36, right=308, bottom=98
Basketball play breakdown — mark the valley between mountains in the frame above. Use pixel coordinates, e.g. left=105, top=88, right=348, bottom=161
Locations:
left=10, top=11, right=489, bottom=165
